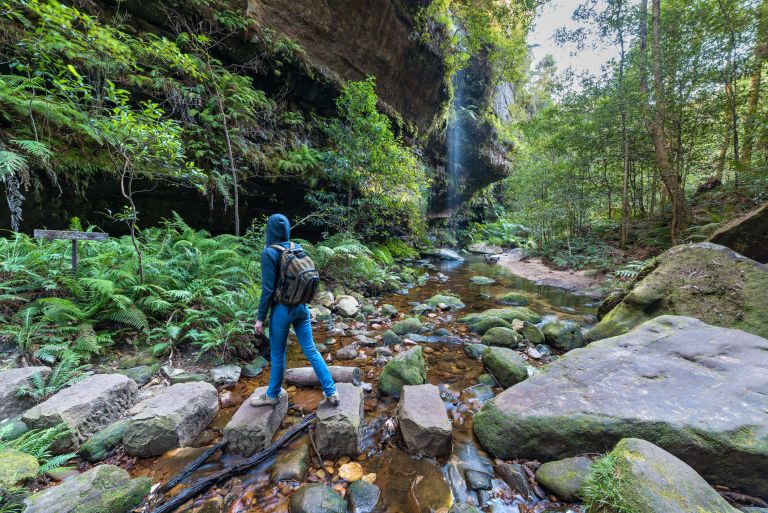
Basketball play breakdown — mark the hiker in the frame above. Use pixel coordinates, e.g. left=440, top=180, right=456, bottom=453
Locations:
left=251, top=214, right=340, bottom=407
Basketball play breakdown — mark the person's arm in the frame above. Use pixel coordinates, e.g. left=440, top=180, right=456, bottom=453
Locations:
left=256, top=248, right=278, bottom=323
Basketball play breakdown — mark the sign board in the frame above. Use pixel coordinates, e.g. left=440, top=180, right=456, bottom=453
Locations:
left=33, top=229, right=109, bottom=273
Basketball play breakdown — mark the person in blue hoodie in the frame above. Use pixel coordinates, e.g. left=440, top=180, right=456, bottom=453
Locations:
left=251, top=214, right=339, bottom=407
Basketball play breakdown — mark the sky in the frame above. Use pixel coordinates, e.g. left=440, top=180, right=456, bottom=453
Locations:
left=528, top=0, right=618, bottom=79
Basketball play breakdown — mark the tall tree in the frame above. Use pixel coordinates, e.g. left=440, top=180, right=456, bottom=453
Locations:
left=742, top=0, right=768, bottom=170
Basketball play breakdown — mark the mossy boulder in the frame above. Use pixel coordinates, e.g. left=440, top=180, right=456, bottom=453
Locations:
left=464, top=343, right=488, bottom=360
left=23, top=464, right=150, bottom=513
left=378, top=346, right=426, bottom=396
left=581, top=438, right=739, bottom=513
left=426, top=294, right=465, bottom=310
left=468, top=317, right=512, bottom=334
left=0, top=448, right=39, bottom=488
left=79, top=419, right=129, bottom=462
left=392, top=317, right=422, bottom=336
left=117, top=365, right=156, bottom=386
left=381, top=304, right=399, bottom=317
left=589, top=243, right=768, bottom=340
left=520, top=322, right=544, bottom=344
left=289, top=483, right=346, bottom=513
left=481, top=347, right=528, bottom=388
left=535, top=456, right=593, bottom=501
left=461, top=307, right=541, bottom=332
left=542, top=321, right=584, bottom=352
left=481, top=327, right=523, bottom=348
left=474, top=315, right=768, bottom=499
left=382, top=330, right=401, bottom=345
left=498, top=292, right=529, bottom=306
left=272, top=443, right=309, bottom=482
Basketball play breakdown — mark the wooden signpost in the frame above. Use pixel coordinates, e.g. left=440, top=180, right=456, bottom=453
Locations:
left=33, top=230, right=109, bottom=273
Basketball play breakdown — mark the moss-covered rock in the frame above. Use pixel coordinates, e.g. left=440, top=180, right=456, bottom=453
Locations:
left=460, top=307, right=541, bottom=331
left=464, top=343, right=488, bottom=360
left=589, top=243, right=768, bottom=340
left=426, top=294, right=465, bottom=310
left=468, top=317, right=512, bottom=334
left=581, top=438, right=739, bottom=513
left=289, top=483, right=346, bottom=513
left=498, top=292, right=529, bottom=306
left=535, top=456, right=593, bottom=501
left=470, top=276, right=496, bottom=285
left=378, top=346, right=426, bottom=396
left=392, top=317, right=422, bottom=336
left=382, top=330, right=401, bottom=345
left=381, top=304, right=399, bottom=317
left=542, top=321, right=584, bottom=352
left=23, top=464, right=150, bottom=513
left=272, top=442, right=309, bottom=482
left=79, top=419, right=128, bottom=462
left=0, top=448, right=39, bottom=488
left=117, top=365, right=156, bottom=386
left=520, top=322, right=544, bottom=344
left=481, top=347, right=527, bottom=388
left=473, top=315, right=768, bottom=499
left=481, top=327, right=523, bottom=348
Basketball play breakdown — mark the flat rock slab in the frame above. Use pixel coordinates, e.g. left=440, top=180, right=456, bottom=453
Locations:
left=23, top=464, right=150, bottom=513
left=223, top=386, right=288, bottom=456
left=22, top=373, right=137, bottom=452
left=0, top=366, right=50, bottom=421
left=474, top=315, right=768, bottom=499
left=124, top=381, right=218, bottom=457
left=314, top=383, right=363, bottom=458
left=399, top=384, right=451, bottom=456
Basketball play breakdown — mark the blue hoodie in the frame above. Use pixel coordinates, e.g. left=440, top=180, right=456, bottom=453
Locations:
left=257, top=214, right=294, bottom=321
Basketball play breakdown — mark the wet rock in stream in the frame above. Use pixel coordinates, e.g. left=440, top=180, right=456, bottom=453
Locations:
left=481, top=326, right=524, bottom=348
left=314, top=383, right=364, bottom=458
left=481, top=347, right=528, bottom=388
left=535, top=456, right=593, bottom=502
left=209, top=364, right=241, bottom=387
left=289, top=483, right=346, bottom=513
left=398, top=384, right=452, bottom=456
left=346, top=479, right=381, bottom=513
left=392, top=317, right=423, bottom=336
left=272, top=441, right=310, bottom=482
left=223, top=386, right=287, bottom=456
left=541, top=320, right=585, bottom=352
left=378, top=346, right=426, bottom=396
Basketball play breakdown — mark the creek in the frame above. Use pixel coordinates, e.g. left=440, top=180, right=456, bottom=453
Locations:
left=132, top=255, right=596, bottom=513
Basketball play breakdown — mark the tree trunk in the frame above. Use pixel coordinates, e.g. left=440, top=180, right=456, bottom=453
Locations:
left=642, top=0, right=688, bottom=244
left=618, top=0, right=630, bottom=248
left=741, top=0, right=768, bottom=170
left=286, top=366, right=362, bottom=387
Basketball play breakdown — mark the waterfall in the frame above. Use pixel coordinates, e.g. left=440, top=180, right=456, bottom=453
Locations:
left=446, top=68, right=465, bottom=221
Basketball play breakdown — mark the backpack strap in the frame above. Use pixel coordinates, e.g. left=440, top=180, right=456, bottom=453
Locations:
left=269, top=244, right=286, bottom=252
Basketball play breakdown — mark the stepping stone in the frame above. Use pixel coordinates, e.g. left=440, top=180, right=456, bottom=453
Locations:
left=22, top=373, right=137, bottom=452
left=210, top=364, right=241, bottom=387
left=314, top=383, right=363, bottom=458
left=223, top=386, right=288, bottom=456
left=0, top=366, right=50, bottom=420
left=398, top=384, right=452, bottom=456
left=123, top=381, right=218, bottom=457
left=23, top=464, right=150, bottom=513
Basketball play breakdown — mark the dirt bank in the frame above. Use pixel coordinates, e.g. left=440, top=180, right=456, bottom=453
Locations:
left=497, top=250, right=606, bottom=297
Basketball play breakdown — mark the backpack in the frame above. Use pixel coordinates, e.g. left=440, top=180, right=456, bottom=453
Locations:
left=270, top=242, right=320, bottom=306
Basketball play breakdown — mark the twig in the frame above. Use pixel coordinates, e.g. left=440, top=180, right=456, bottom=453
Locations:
left=147, top=413, right=316, bottom=513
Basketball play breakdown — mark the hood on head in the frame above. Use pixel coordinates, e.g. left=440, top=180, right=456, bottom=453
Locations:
left=265, top=214, right=291, bottom=245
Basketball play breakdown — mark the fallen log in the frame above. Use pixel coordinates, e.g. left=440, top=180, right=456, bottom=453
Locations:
left=157, top=441, right=226, bottom=494
left=286, top=366, right=362, bottom=386
left=148, top=413, right=316, bottom=513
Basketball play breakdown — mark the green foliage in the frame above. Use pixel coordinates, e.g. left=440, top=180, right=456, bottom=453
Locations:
left=0, top=423, right=76, bottom=474
left=466, top=220, right=535, bottom=249
left=0, top=214, right=260, bottom=362
left=580, top=452, right=635, bottom=513
left=317, top=77, right=430, bottom=239
left=537, top=236, right=615, bottom=271
left=16, top=354, right=86, bottom=402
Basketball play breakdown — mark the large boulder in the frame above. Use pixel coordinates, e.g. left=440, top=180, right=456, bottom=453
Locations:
left=314, top=383, right=363, bottom=458
left=582, top=438, right=739, bottom=513
left=22, top=373, right=137, bottom=452
left=590, top=243, right=768, bottom=340
left=378, top=346, right=426, bottom=397
left=467, top=242, right=503, bottom=255
left=710, top=203, right=768, bottom=263
left=541, top=321, right=584, bottom=352
left=0, top=366, right=50, bottom=420
left=427, top=248, right=464, bottom=261
left=481, top=347, right=528, bottom=388
left=224, top=386, right=288, bottom=456
left=398, top=384, right=452, bottom=456
left=23, top=464, right=150, bottom=513
left=289, top=483, right=346, bottom=513
left=124, top=381, right=219, bottom=457
left=460, top=307, right=541, bottom=331
left=474, top=315, right=768, bottom=499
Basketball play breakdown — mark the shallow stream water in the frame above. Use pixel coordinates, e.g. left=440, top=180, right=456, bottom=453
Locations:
left=132, top=256, right=596, bottom=513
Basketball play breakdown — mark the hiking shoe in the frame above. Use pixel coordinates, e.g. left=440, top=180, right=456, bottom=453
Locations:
left=323, top=392, right=340, bottom=407
left=251, top=390, right=285, bottom=407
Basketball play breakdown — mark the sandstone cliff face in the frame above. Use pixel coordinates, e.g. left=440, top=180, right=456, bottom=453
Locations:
left=245, top=0, right=448, bottom=133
